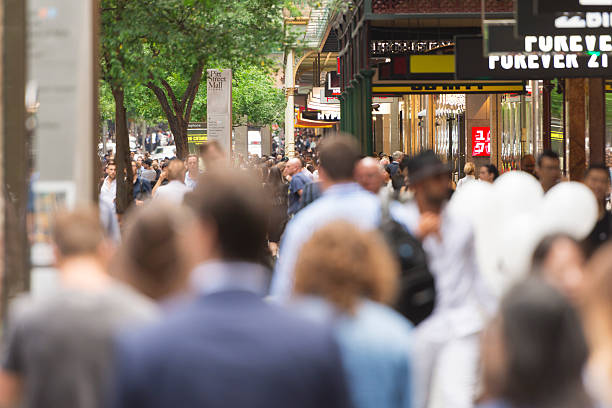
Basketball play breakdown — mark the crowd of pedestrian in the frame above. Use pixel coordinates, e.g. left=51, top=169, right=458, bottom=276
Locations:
left=3, top=133, right=612, bottom=408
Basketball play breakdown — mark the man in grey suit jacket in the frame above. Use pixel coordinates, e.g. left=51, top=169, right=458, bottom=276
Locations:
left=111, top=169, right=352, bottom=408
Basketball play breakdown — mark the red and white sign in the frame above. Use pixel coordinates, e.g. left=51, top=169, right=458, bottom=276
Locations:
left=472, top=127, right=491, bottom=157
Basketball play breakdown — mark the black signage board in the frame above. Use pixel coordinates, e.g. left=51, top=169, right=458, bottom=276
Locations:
left=325, top=71, right=341, bottom=97
left=536, top=0, right=612, bottom=13
left=372, top=81, right=526, bottom=95
left=517, top=0, right=612, bottom=35
left=456, top=35, right=612, bottom=80
left=377, top=56, right=454, bottom=81
left=370, top=40, right=454, bottom=57
left=484, top=23, right=525, bottom=55
left=302, top=111, right=340, bottom=122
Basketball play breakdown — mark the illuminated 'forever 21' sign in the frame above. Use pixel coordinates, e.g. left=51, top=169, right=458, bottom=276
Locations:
left=455, top=36, right=612, bottom=80
left=488, top=53, right=609, bottom=70
left=524, top=34, right=612, bottom=53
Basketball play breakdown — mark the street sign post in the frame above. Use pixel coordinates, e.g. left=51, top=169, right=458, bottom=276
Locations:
left=206, top=69, right=232, bottom=159
left=28, top=0, right=96, bottom=205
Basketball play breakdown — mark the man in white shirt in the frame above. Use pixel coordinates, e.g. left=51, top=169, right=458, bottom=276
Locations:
left=99, top=161, right=117, bottom=209
left=184, top=154, right=201, bottom=191
left=154, top=160, right=190, bottom=205
left=151, top=132, right=157, bottom=150
left=394, top=151, right=495, bottom=408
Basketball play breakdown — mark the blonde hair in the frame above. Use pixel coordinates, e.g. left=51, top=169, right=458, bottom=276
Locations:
left=464, top=162, right=476, bottom=176
left=293, top=221, right=399, bottom=314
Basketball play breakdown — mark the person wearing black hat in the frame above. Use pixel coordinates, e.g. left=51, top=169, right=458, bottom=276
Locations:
left=398, top=150, right=495, bottom=408
left=406, top=151, right=451, bottom=238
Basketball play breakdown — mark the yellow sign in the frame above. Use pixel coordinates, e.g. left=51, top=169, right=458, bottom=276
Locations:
left=187, top=122, right=207, bottom=155
left=410, top=55, right=455, bottom=74
left=187, top=133, right=207, bottom=145
left=187, top=123, right=207, bottom=146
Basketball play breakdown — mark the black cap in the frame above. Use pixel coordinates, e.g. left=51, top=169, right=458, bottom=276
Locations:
left=407, top=150, right=448, bottom=184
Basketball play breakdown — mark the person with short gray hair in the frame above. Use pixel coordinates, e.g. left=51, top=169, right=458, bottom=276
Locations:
left=0, top=208, right=156, bottom=408
left=388, top=151, right=404, bottom=177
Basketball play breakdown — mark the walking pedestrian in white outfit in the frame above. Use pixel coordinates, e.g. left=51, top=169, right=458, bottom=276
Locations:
left=395, top=151, right=495, bottom=408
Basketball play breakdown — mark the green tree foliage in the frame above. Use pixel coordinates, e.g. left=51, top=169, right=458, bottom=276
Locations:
left=233, top=65, right=285, bottom=127
left=101, top=0, right=155, bottom=213
left=101, top=0, right=291, bottom=210
left=138, top=0, right=288, bottom=159
left=101, top=64, right=285, bottom=128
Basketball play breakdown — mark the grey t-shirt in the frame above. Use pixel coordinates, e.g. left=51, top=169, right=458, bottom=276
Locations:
left=141, top=169, right=157, bottom=183
left=2, top=283, right=157, bottom=408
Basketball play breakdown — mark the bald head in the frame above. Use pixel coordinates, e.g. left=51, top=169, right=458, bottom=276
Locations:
left=167, top=159, right=186, bottom=181
left=285, top=158, right=303, bottom=177
left=356, top=157, right=385, bottom=194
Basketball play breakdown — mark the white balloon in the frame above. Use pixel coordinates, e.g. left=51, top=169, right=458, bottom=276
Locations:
left=448, top=181, right=495, bottom=228
left=539, top=182, right=599, bottom=240
left=476, top=212, right=546, bottom=298
left=499, top=213, right=545, bottom=285
left=493, top=171, right=544, bottom=218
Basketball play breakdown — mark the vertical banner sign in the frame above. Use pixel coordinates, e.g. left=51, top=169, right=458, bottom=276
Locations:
left=28, top=0, right=95, bottom=202
left=472, top=127, right=491, bottom=157
left=28, top=0, right=95, bottom=270
left=206, top=69, right=232, bottom=158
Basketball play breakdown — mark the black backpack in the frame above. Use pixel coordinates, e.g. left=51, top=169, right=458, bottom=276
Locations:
left=379, top=194, right=436, bottom=326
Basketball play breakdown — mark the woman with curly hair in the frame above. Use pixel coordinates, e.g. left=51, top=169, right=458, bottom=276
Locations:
left=292, top=221, right=413, bottom=408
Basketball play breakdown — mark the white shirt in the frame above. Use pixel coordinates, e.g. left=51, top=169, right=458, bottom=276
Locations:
left=456, top=175, right=475, bottom=190
left=99, top=177, right=116, bottom=208
left=396, top=202, right=493, bottom=336
left=303, top=169, right=314, bottom=180
left=154, top=180, right=190, bottom=204
left=184, top=171, right=199, bottom=191
left=191, top=261, right=269, bottom=296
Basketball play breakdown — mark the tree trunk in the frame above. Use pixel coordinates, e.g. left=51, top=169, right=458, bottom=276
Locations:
left=140, top=121, right=147, bottom=153
left=146, top=62, right=205, bottom=160
left=174, top=118, right=189, bottom=159
left=112, top=86, right=133, bottom=214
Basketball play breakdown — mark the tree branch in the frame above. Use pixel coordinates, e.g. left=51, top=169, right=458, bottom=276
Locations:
left=183, top=61, right=205, bottom=122
left=180, top=61, right=205, bottom=108
left=160, top=79, right=182, bottom=116
left=146, top=81, right=175, bottom=119
left=185, top=81, right=200, bottom=124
